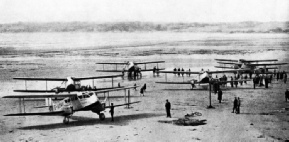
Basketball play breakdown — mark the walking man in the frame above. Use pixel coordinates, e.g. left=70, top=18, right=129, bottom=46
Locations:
left=218, top=90, right=223, bottom=103
left=232, top=97, right=238, bottom=113
left=165, top=99, right=171, bottom=118
left=109, top=103, right=115, bottom=122
left=285, top=89, right=289, bottom=102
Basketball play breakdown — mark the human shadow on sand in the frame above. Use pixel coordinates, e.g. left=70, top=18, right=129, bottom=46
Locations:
left=19, top=113, right=163, bottom=130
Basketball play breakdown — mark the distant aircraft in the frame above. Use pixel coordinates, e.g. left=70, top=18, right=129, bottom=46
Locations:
left=13, top=75, right=124, bottom=93
left=96, top=61, right=165, bottom=78
left=3, top=86, right=140, bottom=124
left=155, top=69, right=250, bottom=89
left=215, top=59, right=287, bottom=74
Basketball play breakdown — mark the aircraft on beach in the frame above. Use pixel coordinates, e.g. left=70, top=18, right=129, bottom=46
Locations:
left=3, top=86, right=140, bottom=124
left=215, top=59, right=287, bottom=75
left=155, top=69, right=251, bottom=89
left=96, top=61, right=165, bottom=78
left=14, top=74, right=124, bottom=93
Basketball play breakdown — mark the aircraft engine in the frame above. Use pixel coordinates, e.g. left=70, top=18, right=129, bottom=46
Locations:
left=62, top=106, right=74, bottom=115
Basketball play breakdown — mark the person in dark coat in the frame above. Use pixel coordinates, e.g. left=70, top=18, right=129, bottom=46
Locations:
left=177, top=68, right=181, bottom=76
left=143, top=83, right=146, bottom=92
left=264, top=76, right=269, bottom=88
left=232, top=97, right=238, bottom=113
left=173, top=68, right=177, bottom=75
left=230, top=76, right=234, bottom=88
left=277, top=71, right=280, bottom=81
left=244, top=74, right=248, bottom=84
left=236, top=97, right=241, bottom=114
left=188, top=68, right=191, bottom=77
left=285, top=89, right=289, bottom=102
left=280, top=71, right=284, bottom=80
left=284, top=73, right=287, bottom=84
left=165, top=99, right=171, bottom=118
left=109, top=103, right=115, bottom=122
left=140, top=87, right=144, bottom=96
left=218, top=90, right=223, bottom=103
left=181, top=68, right=184, bottom=76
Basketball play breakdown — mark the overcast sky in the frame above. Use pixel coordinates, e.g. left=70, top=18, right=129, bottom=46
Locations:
left=0, top=0, right=288, bottom=23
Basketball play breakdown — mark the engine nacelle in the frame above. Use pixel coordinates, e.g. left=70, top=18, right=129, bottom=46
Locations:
left=63, top=106, right=73, bottom=115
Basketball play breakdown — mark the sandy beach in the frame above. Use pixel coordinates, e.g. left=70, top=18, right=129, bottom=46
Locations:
left=0, top=32, right=289, bottom=142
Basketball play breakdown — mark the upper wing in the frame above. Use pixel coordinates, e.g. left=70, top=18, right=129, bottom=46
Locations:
left=74, top=74, right=124, bottom=80
left=215, top=66, right=234, bottom=69
left=249, top=63, right=288, bottom=66
left=96, top=62, right=127, bottom=65
left=13, top=77, right=66, bottom=81
left=208, top=69, right=249, bottom=74
left=105, top=101, right=141, bottom=108
left=157, top=71, right=201, bottom=74
left=3, top=94, right=77, bottom=98
left=134, top=61, right=165, bottom=64
left=216, top=62, right=242, bottom=65
left=215, top=59, right=238, bottom=62
left=4, top=111, right=65, bottom=116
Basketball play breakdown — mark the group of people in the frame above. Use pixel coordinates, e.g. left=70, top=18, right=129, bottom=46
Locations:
left=232, top=97, right=241, bottom=114
left=173, top=68, right=191, bottom=76
left=274, top=70, right=287, bottom=82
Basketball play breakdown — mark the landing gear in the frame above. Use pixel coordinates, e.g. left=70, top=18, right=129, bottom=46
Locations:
left=99, top=113, right=105, bottom=121
left=63, top=116, right=70, bottom=124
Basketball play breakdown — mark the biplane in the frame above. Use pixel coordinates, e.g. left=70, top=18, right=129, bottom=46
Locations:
left=96, top=61, right=165, bottom=77
left=215, top=59, right=287, bottom=74
left=14, top=74, right=124, bottom=93
left=3, top=86, right=140, bottom=124
left=155, top=69, right=251, bottom=89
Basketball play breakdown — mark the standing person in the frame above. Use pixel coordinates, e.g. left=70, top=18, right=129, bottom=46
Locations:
left=143, top=83, right=147, bottom=92
left=165, top=99, right=171, bottom=118
left=240, top=75, right=243, bottom=86
left=253, top=76, right=257, bottom=89
left=173, top=68, right=177, bottom=75
left=181, top=68, right=184, bottom=76
left=134, top=83, right=137, bottom=91
left=188, top=68, right=191, bottom=77
left=264, top=76, right=269, bottom=88
left=232, top=97, right=238, bottom=113
left=230, top=76, right=234, bottom=88
left=284, top=73, right=287, bottom=84
left=277, top=71, right=280, bottom=81
left=109, top=103, right=115, bottom=122
left=140, top=87, right=144, bottom=96
left=244, top=74, right=248, bottom=84
left=218, top=90, right=223, bottom=103
left=234, top=76, right=238, bottom=88
left=177, top=68, right=181, bottom=76
left=285, top=89, right=289, bottom=102
left=237, top=97, right=241, bottom=114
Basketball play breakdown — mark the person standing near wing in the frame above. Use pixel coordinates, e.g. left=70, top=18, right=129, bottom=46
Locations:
left=165, top=99, right=171, bottom=118
left=109, top=103, right=115, bottom=122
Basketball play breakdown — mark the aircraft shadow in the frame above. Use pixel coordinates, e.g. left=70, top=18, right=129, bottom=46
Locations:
left=163, top=89, right=208, bottom=91
left=19, top=113, right=163, bottom=130
left=226, top=87, right=267, bottom=90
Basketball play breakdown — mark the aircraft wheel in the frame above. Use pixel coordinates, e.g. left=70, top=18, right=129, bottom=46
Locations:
left=63, top=117, right=69, bottom=124
left=99, top=113, right=105, bottom=121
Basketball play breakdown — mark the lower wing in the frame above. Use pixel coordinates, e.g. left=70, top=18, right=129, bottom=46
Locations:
left=4, top=111, right=65, bottom=116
